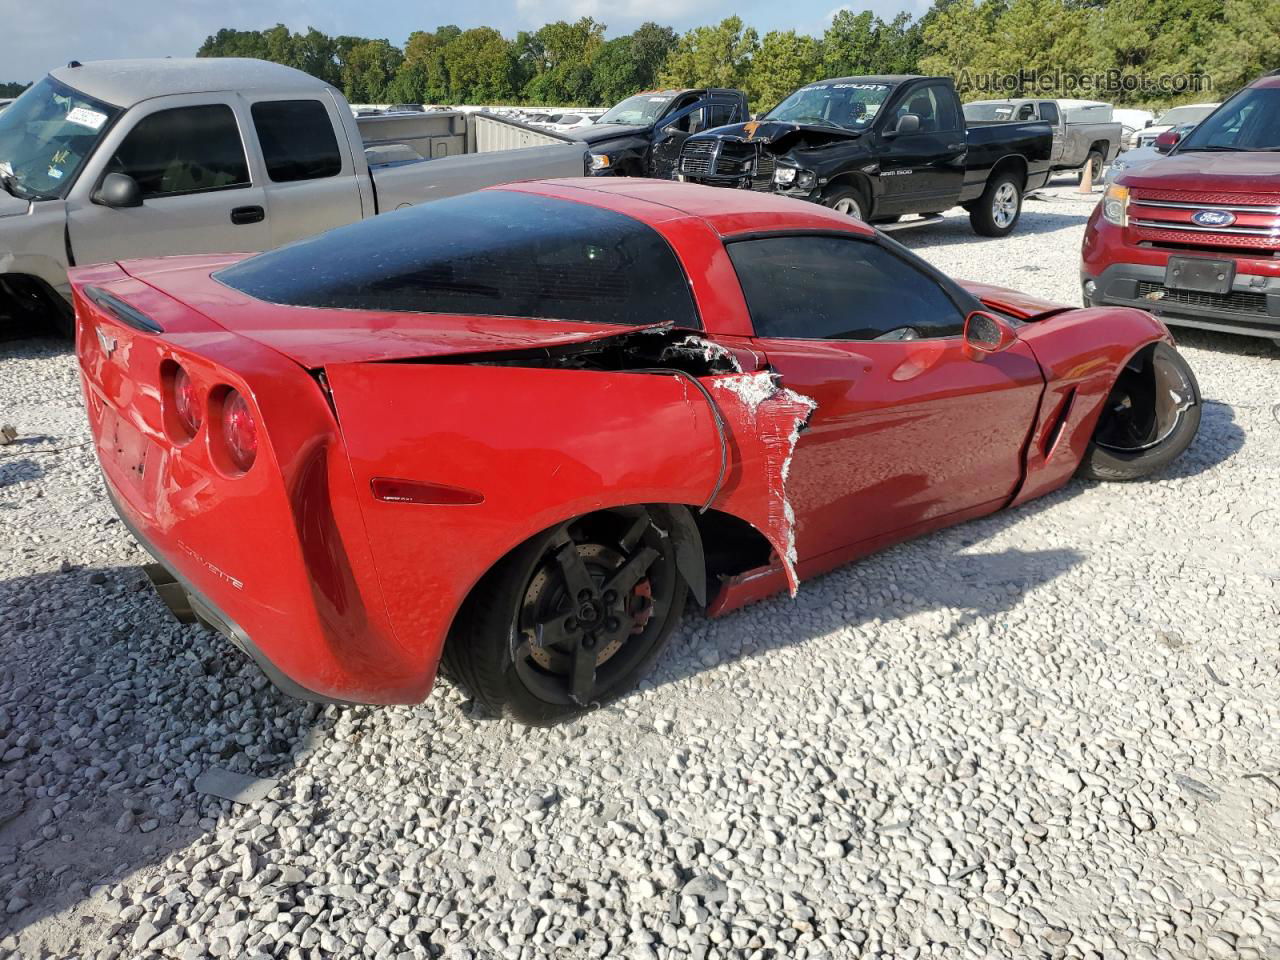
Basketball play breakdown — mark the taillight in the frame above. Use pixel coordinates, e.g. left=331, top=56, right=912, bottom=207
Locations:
left=172, top=366, right=202, bottom=437
left=220, top=390, right=258, bottom=472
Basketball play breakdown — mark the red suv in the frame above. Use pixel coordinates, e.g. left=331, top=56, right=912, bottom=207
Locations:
left=1082, top=71, right=1280, bottom=346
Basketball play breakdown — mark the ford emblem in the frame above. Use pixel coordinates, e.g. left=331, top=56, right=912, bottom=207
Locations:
left=1190, top=209, right=1236, bottom=227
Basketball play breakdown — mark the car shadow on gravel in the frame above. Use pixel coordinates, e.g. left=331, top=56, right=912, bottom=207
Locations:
left=639, top=417, right=1245, bottom=702
left=0, top=458, right=44, bottom=489
left=895, top=206, right=1092, bottom=251
left=0, top=561, right=325, bottom=950
left=1170, top=327, right=1280, bottom=359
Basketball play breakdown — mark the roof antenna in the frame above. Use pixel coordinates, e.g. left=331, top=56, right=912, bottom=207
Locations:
left=67, top=60, right=82, bottom=68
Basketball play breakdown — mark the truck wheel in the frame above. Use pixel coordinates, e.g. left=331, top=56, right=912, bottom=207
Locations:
left=1079, top=150, right=1104, bottom=184
left=1078, top=343, right=1201, bottom=482
left=440, top=507, right=688, bottom=726
left=824, top=186, right=868, bottom=222
left=0, top=275, right=73, bottom=340
left=970, top=174, right=1022, bottom=237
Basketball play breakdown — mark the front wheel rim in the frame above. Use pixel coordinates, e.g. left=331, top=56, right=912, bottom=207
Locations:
left=1095, top=350, right=1197, bottom=452
left=833, top=197, right=863, bottom=220
left=992, top=183, right=1019, bottom=228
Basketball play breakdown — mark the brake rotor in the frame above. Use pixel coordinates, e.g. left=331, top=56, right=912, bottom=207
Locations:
left=523, top=543, right=640, bottom=670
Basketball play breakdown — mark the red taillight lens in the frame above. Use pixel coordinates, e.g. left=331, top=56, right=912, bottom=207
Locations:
left=220, top=390, right=257, bottom=472
left=173, top=366, right=202, bottom=436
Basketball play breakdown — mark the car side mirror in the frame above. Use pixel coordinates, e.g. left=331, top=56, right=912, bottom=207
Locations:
left=93, top=173, right=142, bottom=208
left=964, top=310, right=1019, bottom=358
left=885, top=114, right=920, bottom=138
left=1154, top=130, right=1181, bottom=153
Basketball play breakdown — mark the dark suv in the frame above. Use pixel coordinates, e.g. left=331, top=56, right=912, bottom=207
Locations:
left=574, top=88, right=750, bottom=180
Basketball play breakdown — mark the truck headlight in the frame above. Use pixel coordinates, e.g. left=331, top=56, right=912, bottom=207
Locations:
left=589, top=154, right=611, bottom=171
left=774, top=166, right=797, bottom=186
left=1102, top=184, right=1129, bottom=227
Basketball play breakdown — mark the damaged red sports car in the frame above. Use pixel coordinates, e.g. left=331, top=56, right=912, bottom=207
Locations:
left=73, top=179, right=1201, bottom=723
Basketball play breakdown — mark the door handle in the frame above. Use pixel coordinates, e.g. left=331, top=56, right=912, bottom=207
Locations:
left=230, top=205, right=265, bottom=225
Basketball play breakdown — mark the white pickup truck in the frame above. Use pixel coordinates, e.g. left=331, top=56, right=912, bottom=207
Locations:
left=0, top=58, right=589, bottom=336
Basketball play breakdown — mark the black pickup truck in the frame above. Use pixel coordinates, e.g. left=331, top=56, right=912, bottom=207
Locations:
left=677, top=75, right=1052, bottom=236
left=575, top=88, right=750, bottom=180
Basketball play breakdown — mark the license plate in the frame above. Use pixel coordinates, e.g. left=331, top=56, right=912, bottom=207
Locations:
left=104, top=408, right=152, bottom=493
left=1165, top=256, right=1234, bottom=295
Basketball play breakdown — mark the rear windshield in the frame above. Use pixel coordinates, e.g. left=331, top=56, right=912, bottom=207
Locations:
left=216, top=190, right=701, bottom=328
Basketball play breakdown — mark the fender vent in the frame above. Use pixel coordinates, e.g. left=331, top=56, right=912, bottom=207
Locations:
left=1042, top=387, right=1076, bottom=457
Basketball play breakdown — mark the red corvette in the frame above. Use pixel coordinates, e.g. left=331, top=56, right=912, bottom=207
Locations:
left=72, top=179, right=1201, bottom=723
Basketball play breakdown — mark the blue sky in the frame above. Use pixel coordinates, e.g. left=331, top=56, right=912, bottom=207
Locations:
left=6, top=0, right=927, bottom=83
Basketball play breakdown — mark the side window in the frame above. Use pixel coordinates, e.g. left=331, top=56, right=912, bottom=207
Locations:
left=1039, top=102, right=1060, bottom=124
left=251, top=100, right=342, bottom=182
left=930, top=86, right=961, bottom=131
left=726, top=236, right=965, bottom=341
left=709, top=102, right=739, bottom=127
left=898, top=86, right=955, bottom=133
left=107, top=105, right=249, bottom=198
left=1016, top=103, right=1036, bottom=121
left=668, top=106, right=706, bottom=134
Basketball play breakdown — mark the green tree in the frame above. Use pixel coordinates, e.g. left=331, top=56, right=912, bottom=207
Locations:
left=747, top=30, right=823, bottom=109
left=590, top=23, right=679, bottom=105
left=386, top=28, right=457, bottom=103
left=1194, top=0, right=1280, bottom=96
left=520, top=18, right=606, bottom=104
left=444, top=27, right=517, bottom=104
left=0, top=81, right=31, bottom=98
left=341, top=39, right=404, bottom=103
left=660, top=16, right=759, bottom=90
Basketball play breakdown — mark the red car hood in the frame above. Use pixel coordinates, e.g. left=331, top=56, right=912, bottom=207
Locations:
left=117, top=255, right=668, bottom=368
left=957, top=281, right=1072, bottom=321
left=1118, top=151, right=1280, bottom=194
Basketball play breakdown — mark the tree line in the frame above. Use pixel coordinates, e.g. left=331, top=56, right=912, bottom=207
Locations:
left=4, top=1, right=1275, bottom=110
left=196, top=1, right=1277, bottom=110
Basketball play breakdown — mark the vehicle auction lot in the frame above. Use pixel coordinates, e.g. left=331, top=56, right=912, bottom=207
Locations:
left=1, top=184, right=1278, bottom=959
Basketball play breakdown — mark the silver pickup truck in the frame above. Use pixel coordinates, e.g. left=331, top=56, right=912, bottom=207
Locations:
left=0, top=58, right=589, bottom=336
left=962, top=98, right=1122, bottom=182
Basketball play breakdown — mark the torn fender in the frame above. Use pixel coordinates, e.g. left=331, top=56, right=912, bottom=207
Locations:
left=324, top=359, right=815, bottom=668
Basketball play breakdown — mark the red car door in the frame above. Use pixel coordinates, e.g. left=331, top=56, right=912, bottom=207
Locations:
left=724, top=233, right=1045, bottom=565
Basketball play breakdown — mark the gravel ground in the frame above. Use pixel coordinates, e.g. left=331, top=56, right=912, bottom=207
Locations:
left=1, top=183, right=1278, bottom=960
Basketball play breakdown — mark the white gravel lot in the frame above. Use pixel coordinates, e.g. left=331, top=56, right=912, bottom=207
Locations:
left=1, top=183, right=1278, bottom=960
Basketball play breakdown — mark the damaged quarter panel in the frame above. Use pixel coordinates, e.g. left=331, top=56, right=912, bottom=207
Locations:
left=324, top=355, right=814, bottom=678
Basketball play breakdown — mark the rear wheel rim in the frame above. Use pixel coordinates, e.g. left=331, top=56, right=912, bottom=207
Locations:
left=511, top=509, right=675, bottom=707
left=1095, top=350, right=1197, bottom=452
left=992, top=183, right=1019, bottom=228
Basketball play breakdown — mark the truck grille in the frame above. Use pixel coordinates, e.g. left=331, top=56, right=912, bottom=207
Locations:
left=1135, top=281, right=1269, bottom=315
left=1130, top=188, right=1280, bottom=253
left=679, top=140, right=774, bottom=191
left=680, top=139, right=716, bottom=176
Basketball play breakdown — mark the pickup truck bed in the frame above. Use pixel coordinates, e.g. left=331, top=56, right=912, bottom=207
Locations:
left=357, top=111, right=587, bottom=210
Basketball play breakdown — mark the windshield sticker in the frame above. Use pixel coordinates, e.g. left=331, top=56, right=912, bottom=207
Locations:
left=832, top=83, right=890, bottom=91
left=66, top=107, right=108, bottom=130
left=47, top=168, right=63, bottom=180
left=649, top=97, right=667, bottom=102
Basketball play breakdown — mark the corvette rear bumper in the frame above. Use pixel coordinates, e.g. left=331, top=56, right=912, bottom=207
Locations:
left=107, top=485, right=351, bottom=705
